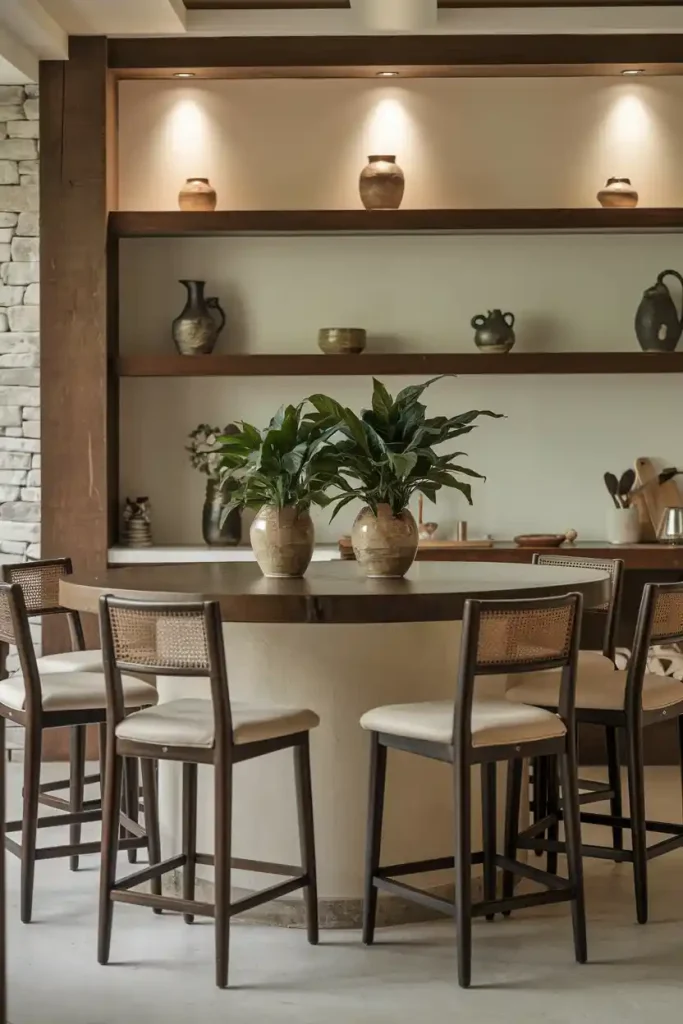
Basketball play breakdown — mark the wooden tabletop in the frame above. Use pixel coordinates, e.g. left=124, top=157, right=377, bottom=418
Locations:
left=60, top=560, right=610, bottom=625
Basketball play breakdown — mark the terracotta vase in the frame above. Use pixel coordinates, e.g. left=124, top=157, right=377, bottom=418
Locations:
left=250, top=505, right=314, bottom=578
left=351, top=504, right=418, bottom=578
left=178, top=177, right=217, bottom=212
left=359, top=155, right=405, bottom=211
left=596, top=177, right=638, bottom=209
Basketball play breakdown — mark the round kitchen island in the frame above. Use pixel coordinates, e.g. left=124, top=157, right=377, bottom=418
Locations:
left=61, top=560, right=609, bottom=927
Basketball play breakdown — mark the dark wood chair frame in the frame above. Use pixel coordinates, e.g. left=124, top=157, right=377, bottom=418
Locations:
left=529, top=554, right=625, bottom=870
left=0, top=575, right=151, bottom=924
left=513, top=580, right=683, bottom=924
left=97, top=594, right=319, bottom=990
left=362, top=592, right=587, bottom=989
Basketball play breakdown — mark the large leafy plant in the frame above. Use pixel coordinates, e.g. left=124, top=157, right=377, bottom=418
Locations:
left=217, top=403, right=338, bottom=512
left=307, top=376, right=502, bottom=519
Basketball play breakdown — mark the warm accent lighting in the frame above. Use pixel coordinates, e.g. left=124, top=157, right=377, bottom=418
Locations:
left=621, top=69, right=644, bottom=76
left=173, top=72, right=195, bottom=78
left=376, top=71, right=400, bottom=78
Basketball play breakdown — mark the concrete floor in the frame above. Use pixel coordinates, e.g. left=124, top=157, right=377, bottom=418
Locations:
left=5, top=764, right=683, bottom=1024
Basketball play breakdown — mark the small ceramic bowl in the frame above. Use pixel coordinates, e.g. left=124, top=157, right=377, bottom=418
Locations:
left=318, top=328, right=366, bottom=355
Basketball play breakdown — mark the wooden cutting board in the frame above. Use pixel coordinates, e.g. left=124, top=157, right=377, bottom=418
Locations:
left=634, top=457, right=683, bottom=537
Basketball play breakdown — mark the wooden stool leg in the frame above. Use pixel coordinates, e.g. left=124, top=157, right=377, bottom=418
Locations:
left=546, top=757, right=560, bottom=876
left=481, top=762, right=497, bottom=920
left=214, top=760, right=232, bottom=989
left=0, top=717, right=6, bottom=1024
left=532, top=756, right=547, bottom=857
left=98, top=723, right=106, bottom=798
left=20, top=720, right=41, bottom=924
left=362, top=732, right=387, bottom=946
left=559, top=746, right=587, bottom=964
left=140, top=757, right=162, bottom=913
left=98, top=748, right=123, bottom=965
left=453, top=757, right=472, bottom=989
left=626, top=721, right=648, bottom=924
left=182, top=762, right=197, bottom=924
left=677, top=715, right=683, bottom=822
left=503, top=757, right=522, bottom=904
left=605, top=726, right=623, bottom=851
left=69, top=725, right=86, bottom=872
left=124, top=758, right=139, bottom=864
left=294, top=734, right=318, bottom=945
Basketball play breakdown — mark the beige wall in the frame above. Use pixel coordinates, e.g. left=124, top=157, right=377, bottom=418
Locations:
left=117, top=78, right=683, bottom=545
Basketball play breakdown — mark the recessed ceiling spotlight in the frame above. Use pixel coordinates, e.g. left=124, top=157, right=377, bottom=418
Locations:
left=621, top=69, right=644, bottom=76
left=173, top=72, right=195, bottom=79
left=376, top=71, right=399, bottom=78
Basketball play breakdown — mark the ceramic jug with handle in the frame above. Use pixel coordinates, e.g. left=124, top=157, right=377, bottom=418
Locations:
left=635, top=269, right=683, bottom=352
left=471, top=309, right=516, bottom=354
left=172, top=279, right=226, bottom=356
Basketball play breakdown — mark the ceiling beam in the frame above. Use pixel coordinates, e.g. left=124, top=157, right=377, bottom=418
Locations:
left=349, top=0, right=437, bottom=32
left=0, top=23, right=38, bottom=82
left=0, top=0, right=68, bottom=59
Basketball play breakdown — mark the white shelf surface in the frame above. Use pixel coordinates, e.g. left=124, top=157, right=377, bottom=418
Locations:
left=108, top=545, right=341, bottom=565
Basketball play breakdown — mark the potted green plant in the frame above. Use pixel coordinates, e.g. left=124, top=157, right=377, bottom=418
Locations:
left=217, top=404, right=338, bottom=577
left=308, top=376, right=502, bottom=578
left=187, top=424, right=242, bottom=547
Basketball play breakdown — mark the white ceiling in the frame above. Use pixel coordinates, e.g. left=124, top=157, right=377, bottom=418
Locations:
left=1, top=0, right=682, bottom=82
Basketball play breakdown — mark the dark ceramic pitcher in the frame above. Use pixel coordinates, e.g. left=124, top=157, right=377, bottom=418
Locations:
left=635, top=269, right=683, bottom=352
left=202, top=479, right=241, bottom=547
left=172, top=280, right=226, bottom=356
left=471, top=309, right=516, bottom=354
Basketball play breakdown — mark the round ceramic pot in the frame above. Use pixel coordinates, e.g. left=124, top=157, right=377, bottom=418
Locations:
left=202, top=479, right=241, bottom=547
left=318, top=327, right=367, bottom=355
left=596, top=177, right=638, bottom=209
left=359, top=155, right=405, bottom=211
left=606, top=506, right=640, bottom=545
left=250, top=505, right=314, bottom=578
left=352, top=504, right=419, bottom=578
left=178, top=177, right=217, bottom=212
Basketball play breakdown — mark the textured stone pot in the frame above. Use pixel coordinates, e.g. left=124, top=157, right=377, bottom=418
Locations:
left=202, top=479, right=241, bottom=547
left=172, top=280, right=226, bottom=356
left=178, top=177, right=217, bottom=212
left=359, top=155, right=405, bottom=211
left=352, top=504, right=418, bottom=578
left=250, top=505, right=314, bottom=578
left=596, top=177, right=638, bottom=209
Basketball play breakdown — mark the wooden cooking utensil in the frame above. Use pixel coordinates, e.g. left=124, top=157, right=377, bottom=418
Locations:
left=634, top=457, right=683, bottom=537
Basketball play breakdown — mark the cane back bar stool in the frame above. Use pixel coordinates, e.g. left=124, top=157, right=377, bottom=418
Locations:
left=361, top=593, right=586, bottom=989
left=0, top=580, right=157, bottom=923
left=508, top=580, right=683, bottom=924
left=98, top=595, right=320, bottom=989
left=527, top=554, right=624, bottom=868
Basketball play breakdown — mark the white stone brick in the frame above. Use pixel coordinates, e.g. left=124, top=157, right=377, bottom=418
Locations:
left=0, top=386, right=38, bottom=407
left=19, top=175, right=38, bottom=188
left=0, top=334, right=38, bottom=354
left=6, top=263, right=37, bottom=286
left=26, top=542, right=40, bottom=559
left=22, top=407, right=39, bottom=420
left=0, top=485, right=19, bottom=501
left=0, top=245, right=9, bottom=263
left=0, top=436, right=39, bottom=452
left=0, top=88, right=25, bottom=104
left=0, top=540, right=27, bottom=555
left=0, top=408, right=21, bottom=426
left=0, top=502, right=39, bottom=522
left=23, top=99, right=38, bottom=121
left=7, top=307, right=37, bottom=331
left=21, top=488, right=40, bottom=502
left=0, top=353, right=37, bottom=368
left=0, top=231, right=13, bottom=243
left=0, top=286, right=24, bottom=306
left=6, top=122, right=39, bottom=139
left=0, top=313, right=6, bottom=333
left=0, top=106, right=24, bottom=122
left=0, top=520, right=38, bottom=542
left=0, top=186, right=38, bottom=213
left=26, top=469, right=40, bottom=486
left=0, top=128, right=5, bottom=142
left=16, top=213, right=37, bottom=236
left=0, top=452, right=30, bottom=469
left=0, top=214, right=16, bottom=228
left=0, top=140, right=35, bottom=161
left=0, top=470, right=25, bottom=485
left=24, top=85, right=39, bottom=99
left=0, top=162, right=18, bottom=186
left=23, top=282, right=39, bottom=302
left=21, top=421, right=39, bottom=437
left=32, top=454, right=40, bottom=468
left=4, top=429, right=21, bottom=436
left=11, top=237, right=37, bottom=262
left=0, top=368, right=37, bottom=386
left=17, top=161, right=37, bottom=175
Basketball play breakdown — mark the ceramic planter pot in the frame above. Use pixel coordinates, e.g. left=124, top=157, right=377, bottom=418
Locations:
left=606, top=506, right=640, bottom=545
left=352, top=504, right=418, bottom=578
left=250, top=505, right=314, bottom=578
left=359, top=155, right=405, bottom=211
left=178, top=177, right=217, bottom=212
left=596, top=177, right=638, bottom=209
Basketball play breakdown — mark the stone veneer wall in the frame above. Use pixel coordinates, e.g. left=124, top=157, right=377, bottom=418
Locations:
left=0, top=83, right=40, bottom=673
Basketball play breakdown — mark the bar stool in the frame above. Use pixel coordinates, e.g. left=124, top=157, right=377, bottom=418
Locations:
left=361, top=593, right=586, bottom=988
left=0, top=580, right=157, bottom=922
left=97, top=594, right=320, bottom=989
left=507, top=580, right=683, bottom=923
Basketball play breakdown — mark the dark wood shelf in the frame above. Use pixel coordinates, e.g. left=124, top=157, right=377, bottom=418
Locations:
left=117, top=352, right=683, bottom=378
left=110, top=208, right=683, bottom=238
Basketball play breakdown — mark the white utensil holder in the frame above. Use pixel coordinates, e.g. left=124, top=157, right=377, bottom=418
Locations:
left=607, top=507, right=640, bottom=545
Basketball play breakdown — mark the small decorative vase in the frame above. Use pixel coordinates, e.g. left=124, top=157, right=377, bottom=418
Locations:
left=121, top=497, right=152, bottom=548
left=318, top=328, right=366, bottom=355
left=172, top=280, right=226, bottom=356
left=250, top=505, right=314, bottom=578
left=178, top=177, right=217, bottom=212
left=351, top=504, right=418, bottom=578
left=471, top=310, right=516, bottom=354
left=359, top=155, right=405, bottom=211
left=606, top=506, right=640, bottom=545
left=596, top=177, right=638, bottom=209
left=635, top=269, right=683, bottom=353
left=202, top=479, right=241, bottom=547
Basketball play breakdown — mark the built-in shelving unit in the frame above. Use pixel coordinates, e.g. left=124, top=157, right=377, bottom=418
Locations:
left=117, top=352, right=683, bottom=377
left=110, top=208, right=683, bottom=238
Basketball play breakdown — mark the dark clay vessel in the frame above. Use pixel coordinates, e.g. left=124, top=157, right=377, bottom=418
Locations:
left=635, top=269, right=683, bottom=352
left=172, top=280, right=226, bottom=356
left=202, top=479, right=241, bottom=546
left=471, top=309, right=516, bottom=353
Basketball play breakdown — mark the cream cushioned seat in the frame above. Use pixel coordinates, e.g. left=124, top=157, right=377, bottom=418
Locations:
left=115, top=697, right=320, bottom=749
left=360, top=699, right=566, bottom=749
left=36, top=650, right=104, bottom=674
left=506, top=650, right=683, bottom=712
left=0, top=671, right=157, bottom=713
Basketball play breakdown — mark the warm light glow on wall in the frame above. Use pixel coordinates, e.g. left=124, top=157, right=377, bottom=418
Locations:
left=365, top=91, right=412, bottom=155
left=166, top=96, right=210, bottom=163
left=604, top=90, right=652, bottom=150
